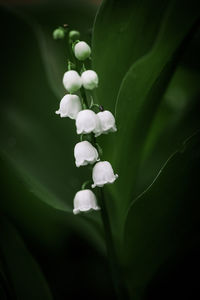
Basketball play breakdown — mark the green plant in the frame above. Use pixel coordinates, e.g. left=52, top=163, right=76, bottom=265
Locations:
left=0, top=0, right=200, bottom=299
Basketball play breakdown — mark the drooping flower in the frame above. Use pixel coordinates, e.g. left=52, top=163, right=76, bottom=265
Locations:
left=76, top=109, right=101, bottom=135
left=55, top=94, right=82, bottom=119
left=92, top=161, right=118, bottom=188
left=73, top=189, right=100, bottom=215
left=74, top=41, right=91, bottom=61
left=96, top=110, right=117, bottom=136
left=74, top=141, right=99, bottom=167
left=63, top=70, right=82, bottom=93
left=81, top=70, right=98, bottom=90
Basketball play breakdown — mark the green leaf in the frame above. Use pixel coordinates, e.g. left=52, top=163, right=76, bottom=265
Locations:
left=92, top=0, right=169, bottom=111
left=137, top=66, right=200, bottom=194
left=123, top=131, right=200, bottom=299
left=0, top=155, right=105, bottom=255
left=93, top=0, right=200, bottom=231
left=0, top=217, right=53, bottom=299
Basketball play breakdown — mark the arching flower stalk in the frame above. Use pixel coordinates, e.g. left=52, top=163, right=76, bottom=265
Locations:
left=54, top=27, right=118, bottom=214
left=53, top=26, right=126, bottom=300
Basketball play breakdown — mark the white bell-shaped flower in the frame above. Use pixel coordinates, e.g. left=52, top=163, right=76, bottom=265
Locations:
left=96, top=110, right=117, bottom=135
left=81, top=70, right=98, bottom=90
left=63, top=70, right=82, bottom=93
left=76, top=109, right=101, bottom=135
left=92, top=161, right=118, bottom=188
left=55, top=94, right=82, bottom=119
left=74, top=141, right=99, bottom=167
left=73, top=189, right=100, bottom=215
left=74, top=41, right=91, bottom=61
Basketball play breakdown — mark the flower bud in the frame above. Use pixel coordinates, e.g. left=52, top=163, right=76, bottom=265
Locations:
left=97, top=110, right=117, bottom=135
left=74, top=41, right=91, bottom=61
left=76, top=109, right=101, bottom=135
left=74, top=141, right=99, bottom=167
left=73, top=189, right=100, bottom=215
left=69, top=30, right=80, bottom=42
left=63, top=70, right=82, bottom=93
left=92, top=161, right=118, bottom=188
left=53, top=27, right=65, bottom=39
left=55, top=94, right=82, bottom=119
left=81, top=70, right=98, bottom=90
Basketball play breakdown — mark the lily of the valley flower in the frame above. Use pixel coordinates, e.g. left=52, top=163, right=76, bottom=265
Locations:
left=73, top=189, right=100, bottom=215
left=74, top=41, right=91, bottom=61
left=74, top=141, right=99, bottom=167
left=96, top=110, right=117, bottom=136
left=63, top=70, right=82, bottom=93
left=92, top=161, right=118, bottom=188
left=76, top=109, right=101, bottom=135
left=81, top=70, right=98, bottom=90
left=55, top=94, right=82, bottom=119
left=53, top=30, right=120, bottom=216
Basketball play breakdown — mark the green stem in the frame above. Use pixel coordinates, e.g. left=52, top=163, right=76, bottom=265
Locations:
left=67, top=60, right=71, bottom=70
left=80, top=87, right=89, bottom=109
left=89, top=94, right=94, bottom=108
left=79, top=87, right=97, bottom=145
left=81, top=180, right=91, bottom=190
left=68, top=40, right=127, bottom=298
left=68, top=40, right=75, bottom=64
left=99, top=188, right=129, bottom=300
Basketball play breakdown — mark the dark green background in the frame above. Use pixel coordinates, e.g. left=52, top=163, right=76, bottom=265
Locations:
left=0, top=0, right=200, bottom=299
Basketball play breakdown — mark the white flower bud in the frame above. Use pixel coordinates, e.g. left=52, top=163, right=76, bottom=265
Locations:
left=92, top=161, right=118, bottom=188
left=63, top=70, right=82, bottom=93
left=74, top=141, right=99, bottom=167
left=97, top=110, right=117, bottom=135
left=73, top=189, right=100, bottom=215
left=74, top=41, right=91, bottom=61
left=55, top=94, right=82, bottom=119
left=76, top=109, right=101, bottom=135
left=81, top=70, right=98, bottom=90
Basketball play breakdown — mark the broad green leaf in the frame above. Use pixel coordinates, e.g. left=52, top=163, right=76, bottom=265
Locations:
left=123, top=131, right=200, bottom=299
left=0, top=217, right=53, bottom=299
left=137, top=66, right=200, bottom=194
left=0, top=155, right=105, bottom=255
left=100, top=0, right=200, bottom=230
left=92, top=0, right=169, bottom=111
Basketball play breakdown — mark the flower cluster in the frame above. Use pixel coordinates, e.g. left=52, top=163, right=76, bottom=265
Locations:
left=55, top=32, right=118, bottom=215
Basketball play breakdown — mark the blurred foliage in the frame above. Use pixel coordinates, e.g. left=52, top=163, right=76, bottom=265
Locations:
left=0, top=217, right=52, bottom=299
left=124, top=132, right=200, bottom=298
left=0, top=0, right=200, bottom=299
left=0, top=1, right=112, bottom=299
